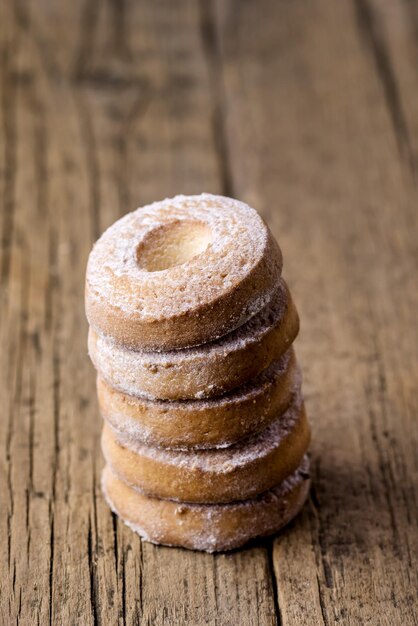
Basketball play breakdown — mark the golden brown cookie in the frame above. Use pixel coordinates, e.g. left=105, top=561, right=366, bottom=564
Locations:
left=89, top=278, right=299, bottom=400
left=101, top=393, right=310, bottom=504
left=85, top=194, right=283, bottom=351
left=102, top=457, right=310, bottom=552
left=98, top=348, right=299, bottom=450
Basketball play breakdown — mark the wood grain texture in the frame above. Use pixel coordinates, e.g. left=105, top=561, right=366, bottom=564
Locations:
left=214, top=0, right=418, bottom=624
left=0, top=1, right=277, bottom=625
left=0, top=1, right=417, bottom=625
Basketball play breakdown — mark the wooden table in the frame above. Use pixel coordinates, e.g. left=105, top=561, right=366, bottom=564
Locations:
left=1, top=1, right=417, bottom=624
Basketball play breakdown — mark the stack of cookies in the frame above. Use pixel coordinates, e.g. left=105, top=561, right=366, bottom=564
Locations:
left=85, top=194, right=311, bottom=552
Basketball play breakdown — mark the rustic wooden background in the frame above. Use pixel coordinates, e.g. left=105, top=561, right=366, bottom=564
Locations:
left=1, top=1, right=417, bottom=624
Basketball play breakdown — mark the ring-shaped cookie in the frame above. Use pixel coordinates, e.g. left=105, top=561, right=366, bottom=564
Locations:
left=98, top=349, right=299, bottom=450
left=89, top=278, right=298, bottom=400
left=102, top=457, right=310, bottom=552
left=86, top=194, right=283, bottom=350
left=101, top=393, right=310, bottom=504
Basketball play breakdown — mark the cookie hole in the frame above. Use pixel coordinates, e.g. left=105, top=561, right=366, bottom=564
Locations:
left=137, top=220, right=212, bottom=272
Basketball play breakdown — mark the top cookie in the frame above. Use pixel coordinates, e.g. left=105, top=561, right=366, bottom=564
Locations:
left=85, top=194, right=283, bottom=350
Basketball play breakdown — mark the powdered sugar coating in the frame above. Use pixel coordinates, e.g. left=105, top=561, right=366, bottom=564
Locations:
left=89, top=278, right=298, bottom=400
left=87, top=194, right=269, bottom=317
left=85, top=194, right=283, bottom=350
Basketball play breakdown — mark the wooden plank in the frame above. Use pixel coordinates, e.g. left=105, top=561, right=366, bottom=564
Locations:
left=0, top=1, right=279, bottom=624
left=214, top=1, right=418, bottom=624
left=359, top=0, right=418, bottom=167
